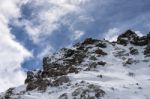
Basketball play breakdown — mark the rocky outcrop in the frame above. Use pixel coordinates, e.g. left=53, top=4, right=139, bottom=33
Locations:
left=2, top=88, right=14, bottom=99
left=117, top=30, right=138, bottom=46
left=59, top=83, right=105, bottom=99
left=117, top=30, right=150, bottom=46
left=82, top=38, right=99, bottom=45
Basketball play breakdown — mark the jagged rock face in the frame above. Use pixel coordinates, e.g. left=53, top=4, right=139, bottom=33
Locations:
left=25, top=71, right=36, bottom=84
left=24, top=38, right=108, bottom=92
left=117, top=30, right=150, bottom=46
left=117, top=30, right=138, bottom=46
left=1, top=30, right=150, bottom=99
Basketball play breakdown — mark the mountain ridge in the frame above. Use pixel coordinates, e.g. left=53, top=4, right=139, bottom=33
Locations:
left=1, top=30, right=150, bottom=99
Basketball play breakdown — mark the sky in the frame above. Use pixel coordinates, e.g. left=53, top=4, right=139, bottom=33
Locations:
left=0, top=0, right=150, bottom=92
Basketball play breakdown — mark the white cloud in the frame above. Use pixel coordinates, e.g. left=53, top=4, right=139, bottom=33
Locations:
left=103, top=28, right=120, bottom=42
left=135, top=31, right=143, bottom=37
left=0, top=0, right=32, bottom=92
left=71, top=30, right=85, bottom=40
left=37, top=46, right=54, bottom=59
left=18, top=0, right=89, bottom=43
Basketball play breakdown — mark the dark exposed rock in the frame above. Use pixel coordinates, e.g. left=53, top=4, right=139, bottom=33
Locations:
left=125, top=58, right=134, bottom=65
left=97, top=61, right=106, bottom=66
left=72, top=51, right=86, bottom=64
left=61, top=48, right=75, bottom=58
left=129, top=47, right=139, bottom=55
left=68, top=66, right=79, bottom=74
left=72, top=88, right=82, bottom=96
left=76, top=45, right=85, bottom=51
left=114, top=49, right=129, bottom=57
left=128, top=72, right=135, bottom=77
left=43, top=62, right=63, bottom=71
left=42, top=57, right=79, bottom=77
left=43, top=57, right=51, bottom=71
left=25, top=71, right=35, bottom=84
left=59, top=93, right=68, bottom=99
left=132, top=36, right=148, bottom=46
left=96, top=42, right=107, bottom=48
left=26, top=82, right=38, bottom=91
left=117, top=30, right=138, bottom=46
left=97, top=74, right=103, bottom=78
left=95, top=49, right=107, bottom=56
left=133, top=33, right=150, bottom=46
left=63, top=50, right=86, bottom=67
left=82, top=38, right=99, bottom=45
left=123, top=58, right=136, bottom=66
left=26, top=71, right=70, bottom=91
left=26, top=78, right=50, bottom=91
left=117, top=30, right=150, bottom=46
left=144, top=46, right=150, bottom=57
left=71, top=84, right=105, bottom=99
left=89, top=56, right=97, bottom=61
left=41, top=68, right=67, bottom=77
left=89, top=62, right=97, bottom=68
left=52, top=76, right=70, bottom=86
left=37, top=79, right=50, bottom=91
left=3, top=88, right=14, bottom=99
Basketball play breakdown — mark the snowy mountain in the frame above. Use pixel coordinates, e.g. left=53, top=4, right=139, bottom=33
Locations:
left=1, top=30, right=150, bottom=99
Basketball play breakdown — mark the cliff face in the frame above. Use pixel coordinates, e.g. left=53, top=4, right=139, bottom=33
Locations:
left=1, top=30, right=150, bottom=99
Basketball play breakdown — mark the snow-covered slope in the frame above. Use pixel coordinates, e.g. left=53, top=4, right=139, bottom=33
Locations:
left=1, top=30, right=150, bottom=99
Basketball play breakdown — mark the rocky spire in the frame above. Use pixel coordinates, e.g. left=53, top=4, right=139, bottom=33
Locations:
left=117, top=30, right=138, bottom=46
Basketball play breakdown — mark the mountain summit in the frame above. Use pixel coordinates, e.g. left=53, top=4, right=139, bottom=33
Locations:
left=1, top=30, right=150, bottom=99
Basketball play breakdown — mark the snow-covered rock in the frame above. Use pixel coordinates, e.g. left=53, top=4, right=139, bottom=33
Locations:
left=1, top=30, right=150, bottom=99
